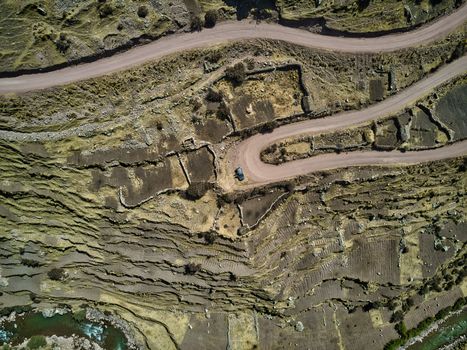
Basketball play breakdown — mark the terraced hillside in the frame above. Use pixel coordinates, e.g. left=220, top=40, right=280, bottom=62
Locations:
left=0, top=6, right=466, bottom=350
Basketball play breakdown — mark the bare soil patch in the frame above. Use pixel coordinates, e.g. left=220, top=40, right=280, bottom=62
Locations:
left=195, top=117, right=232, bottom=144
left=435, top=84, right=467, bottom=141
left=409, top=108, right=439, bottom=147
left=90, top=158, right=181, bottom=207
left=217, top=68, right=303, bottom=130
left=374, top=118, right=399, bottom=149
left=240, top=189, right=286, bottom=227
left=370, top=79, right=384, bottom=101
left=183, top=147, right=216, bottom=183
left=419, top=232, right=455, bottom=278
left=347, top=237, right=400, bottom=284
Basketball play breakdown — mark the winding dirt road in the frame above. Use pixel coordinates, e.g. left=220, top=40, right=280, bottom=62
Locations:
left=0, top=3, right=466, bottom=94
left=227, top=56, right=467, bottom=186
left=1, top=6, right=466, bottom=186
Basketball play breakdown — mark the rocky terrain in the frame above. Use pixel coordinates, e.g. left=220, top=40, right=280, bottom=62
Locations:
left=275, top=0, right=465, bottom=33
left=0, top=0, right=199, bottom=72
left=0, top=8, right=466, bottom=350
left=1, top=0, right=464, bottom=72
left=261, top=77, right=467, bottom=164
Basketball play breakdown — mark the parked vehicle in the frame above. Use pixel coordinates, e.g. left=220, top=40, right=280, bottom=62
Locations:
left=235, top=167, right=245, bottom=181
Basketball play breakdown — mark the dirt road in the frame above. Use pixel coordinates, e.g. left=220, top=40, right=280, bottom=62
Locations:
left=228, top=56, right=467, bottom=186
left=0, top=3, right=466, bottom=94
left=1, top=6, right=465, bottom=186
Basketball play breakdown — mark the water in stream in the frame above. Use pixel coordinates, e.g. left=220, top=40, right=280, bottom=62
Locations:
left=407, top=309, right=467, bottom=350
left=0, top=311, right=127, bottom=349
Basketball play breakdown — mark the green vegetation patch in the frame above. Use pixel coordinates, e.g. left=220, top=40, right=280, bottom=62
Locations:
left=27, top=335, right=47, bottom=349
left=384, top=297, right=467, bottom=350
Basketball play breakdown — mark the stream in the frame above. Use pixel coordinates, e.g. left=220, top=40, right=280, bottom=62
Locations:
left=407, top=308, right=467, bottom=350
left=0, top=311, right=127, bottom=349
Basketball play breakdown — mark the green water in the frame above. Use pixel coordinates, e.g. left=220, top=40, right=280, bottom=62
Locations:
left=407, top=309, right=467, bottom=350
left=0, top=311, right=127, bottom=350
